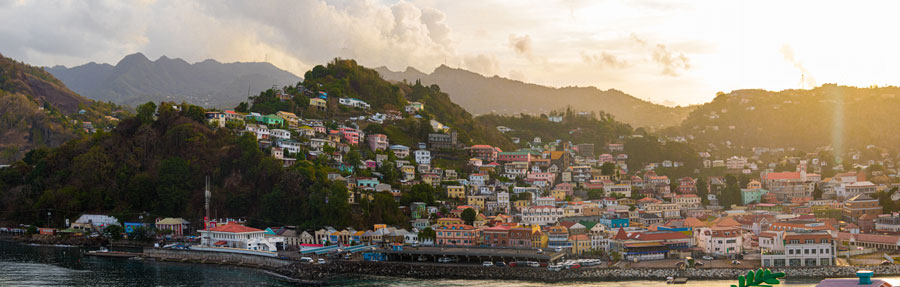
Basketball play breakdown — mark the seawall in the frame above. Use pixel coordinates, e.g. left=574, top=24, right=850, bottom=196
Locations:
left=275, top=261, right=900, bottom=283
left=143, top=248, right=292, bottom=269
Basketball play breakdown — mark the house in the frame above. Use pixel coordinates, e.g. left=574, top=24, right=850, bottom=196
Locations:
left=414, top=150, right=431, bottom=165
left=270, top=129, right=291, bottom=140
left=741, top=188, right=770, bottom=205
left=338, top=98, right=371, bottom=109
left=569, top=234, right=591, bottom=254
left=446, top=185, right=466, bottom=199
left=366, top=134, right=389, bottom=152
left=469, top=145, right=501, bottom=162
left=310, top=97, right=327, bottom=110
left=72, top=214, right=120, bottom=232
left=276, top=111, right=299, bottom=127
left=245, top=124, right=270, bottom=140
left=520, top=206, right=564, bottom=226
left=389, top=145, right=410, bottom=158
left=405, top=102, right=424, bottom=113
left=155, top=218, right=190, bottom=239
left=428, top=131, right=458, bottom=150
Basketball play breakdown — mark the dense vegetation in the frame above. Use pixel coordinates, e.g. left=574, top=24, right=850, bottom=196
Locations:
left=679, top=85, right=900, bottom=156
left=0, top=53, right=124, bottom=164
left=0, top=103, right=381, bottom=230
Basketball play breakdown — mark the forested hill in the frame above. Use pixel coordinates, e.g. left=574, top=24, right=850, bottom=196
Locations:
left=0, top=53, right=122, bottom=164
left=297, top=59, right=513, bottom=150
left=46, top=53, right=301, bottom=108
left=0, top=103, right=363, bottom=230
left=375, top=65, right=694, bottom=129
left=679, top=84, right=900, bottom=154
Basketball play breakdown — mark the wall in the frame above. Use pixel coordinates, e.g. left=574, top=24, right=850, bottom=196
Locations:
left=144, top=248, right=291, bottom=268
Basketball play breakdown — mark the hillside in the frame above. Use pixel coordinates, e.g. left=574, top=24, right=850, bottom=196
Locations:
left=680, top=84, right=900, bottom=154
left=299, top=59, right=513, bottom=150
left=375, top=65, right=694, bottom=129
left=46, top=53, right=301, bottom=108
left=0, top=53, right=121, bottom=164
left=0, top=103, right=367, bottom=229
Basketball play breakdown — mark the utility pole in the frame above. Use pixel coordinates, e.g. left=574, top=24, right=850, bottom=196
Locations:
left=47, top=210, right=51, bottom=228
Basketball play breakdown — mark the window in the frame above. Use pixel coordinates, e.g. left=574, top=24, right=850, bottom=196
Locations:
left=804, top=249, right=809, bottom=254
left=812, top=249, right=816, bottom=254
left=789, top=249, right=794, bottom=255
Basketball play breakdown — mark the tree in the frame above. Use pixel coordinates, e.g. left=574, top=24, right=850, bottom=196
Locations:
left=812, top=185, right=824, bottom=200
left=720, top=174, right=742, bottom=209
left=103, top=225, right=124, bottom=240
left=418, top=227, right=436, bottom=241
left=600, top=162, right=616, bottom=176
left=136, top=102, right=157, bottom=124
left=235, top=102, right=250, bottom=113
left=461, top=208, right=476, bottom=225
left=696, top=177, right=710, bottom=205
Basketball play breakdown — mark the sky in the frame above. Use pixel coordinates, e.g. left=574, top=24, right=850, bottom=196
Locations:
left=2, top=0, right=900, bottom=106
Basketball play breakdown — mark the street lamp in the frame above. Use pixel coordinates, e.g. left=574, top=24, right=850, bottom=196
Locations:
left=47, top=210, right=51, bottom=228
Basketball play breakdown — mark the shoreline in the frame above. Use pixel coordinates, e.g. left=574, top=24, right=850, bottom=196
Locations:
left=272, top=261, right=900, bottom=284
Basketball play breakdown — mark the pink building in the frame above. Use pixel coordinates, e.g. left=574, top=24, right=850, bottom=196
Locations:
left=498, top=151, right=532, bottom=163
left=436, top=224, right=478, bottom=246
left=339, top=128, right=360, bottom=145
left=470, top=145, right=501, bottom=162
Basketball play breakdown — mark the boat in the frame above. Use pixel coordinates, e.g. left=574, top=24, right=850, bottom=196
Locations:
left=666, top=277, right=688, bottom=284
left=85, top=247, right=141, bottom=258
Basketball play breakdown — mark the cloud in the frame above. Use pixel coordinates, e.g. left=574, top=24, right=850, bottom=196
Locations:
left=780, top=44, right=817, bottom=88
left=651, top=44, right=690, bottom=76
left=581, top=51, right=629, bottom=69
left=508, top=34, right=540, bottom=62
left=0, top=0, right=457, bottom=77
left=631, top=33, right=690, bottom=76
left=463, top=54, right=500, bottom=76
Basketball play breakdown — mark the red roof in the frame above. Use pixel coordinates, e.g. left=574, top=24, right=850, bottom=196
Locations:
left=214, top=240, right=227, bottom=246
left=207, top=222, right=263, bottom=233
left=614, top=228, right=628, bottom=240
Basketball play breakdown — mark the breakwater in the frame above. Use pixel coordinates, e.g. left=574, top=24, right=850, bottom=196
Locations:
left=143, top=248, right=292, bottom=269
left=274, top=261, right=900, bottom=283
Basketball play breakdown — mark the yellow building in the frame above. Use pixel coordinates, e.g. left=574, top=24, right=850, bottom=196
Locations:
left=446, top=185, right=466, bottom=199
left=310, top=98, right=327, bottom=110
left=467, top=195, right=486, bottom=209
left=532, top=230, right=548, bottom=248
left=569, top=234, right=591, bottom=254
left=513, top=200, right=530, bottom=210
left=436, top=218, right=463, bottom=226
left=550, top=189, right=566, bottom=201
left=276, top=111, right=299, bottom=127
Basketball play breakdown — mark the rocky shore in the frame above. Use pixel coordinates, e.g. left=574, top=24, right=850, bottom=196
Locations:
left=274, top=261, right=900, bottom=284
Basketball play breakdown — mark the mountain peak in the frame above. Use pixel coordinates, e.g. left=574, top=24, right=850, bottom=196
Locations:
left=117, top=52, right=151, bottom=67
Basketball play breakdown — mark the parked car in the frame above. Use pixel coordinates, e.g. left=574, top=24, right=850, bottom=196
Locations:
left=483, top=261, right=493, bottom=267
left=438, top=257, right=453, bottom=263
left=547, top=265, right=563, bottom=271
left=536, top=249, right=543, bottom=254
left=702, top=256, right=714, bottom=260
left=554, top=247, right=563, bottom=253
left=494, top=262, right=506, bottom=267
left=417, top=256, right=427, bottom=262
left=731, top=260, right=741, bottom=265
left=527, top=261, right=540, bottom=268
left=317, top=258, right=326, bottom=264
left=300, top=257, right=313, bottom=263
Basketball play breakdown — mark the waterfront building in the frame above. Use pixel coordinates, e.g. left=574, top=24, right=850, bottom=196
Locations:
left=761, top=231, right=835, bottom=267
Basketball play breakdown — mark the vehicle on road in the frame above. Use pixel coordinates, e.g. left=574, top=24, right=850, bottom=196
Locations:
left=317, top=258, right=326, bottom=264
left=483, top=261, right=493, bottom=267
left=547, top=265, right=562, bottom=271
left=494, top=262, right=506, bottom=267
left=438, top=257, right=453, bottom=263
left=702, top=256, right=714, bottom=260
left=731, top=260, right=741, bottom=265
left=300, top=257, right=314, bottom=263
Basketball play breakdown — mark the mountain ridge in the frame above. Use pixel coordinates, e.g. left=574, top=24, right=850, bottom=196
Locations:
left=45, top=53, right=302, bottom=108
left=375, top=65, right=695, bottom=129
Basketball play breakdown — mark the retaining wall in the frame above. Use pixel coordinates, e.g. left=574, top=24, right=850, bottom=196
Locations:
left=143, top=248, right=292, bottom=268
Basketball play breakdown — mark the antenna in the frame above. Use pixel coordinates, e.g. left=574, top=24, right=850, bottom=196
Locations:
left=204, top=176, right=211, bottom=223
left=801, top=74, right=805, bottom=89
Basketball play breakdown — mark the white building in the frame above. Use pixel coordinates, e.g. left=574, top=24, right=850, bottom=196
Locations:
left=603, top=184, right=632, bottom=198
left=696, top=227, right=743, bottom=256
left=761, top=231, right=835, bottom=267
left=270, top=129, right=291, bottom=140
left=338, top=98, right=370, bottom=109
left=520, top=206, right=564, bottom=226
left=414, top=149, right=431, bottom=165
left=200, top=221, right=284, bottom=252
